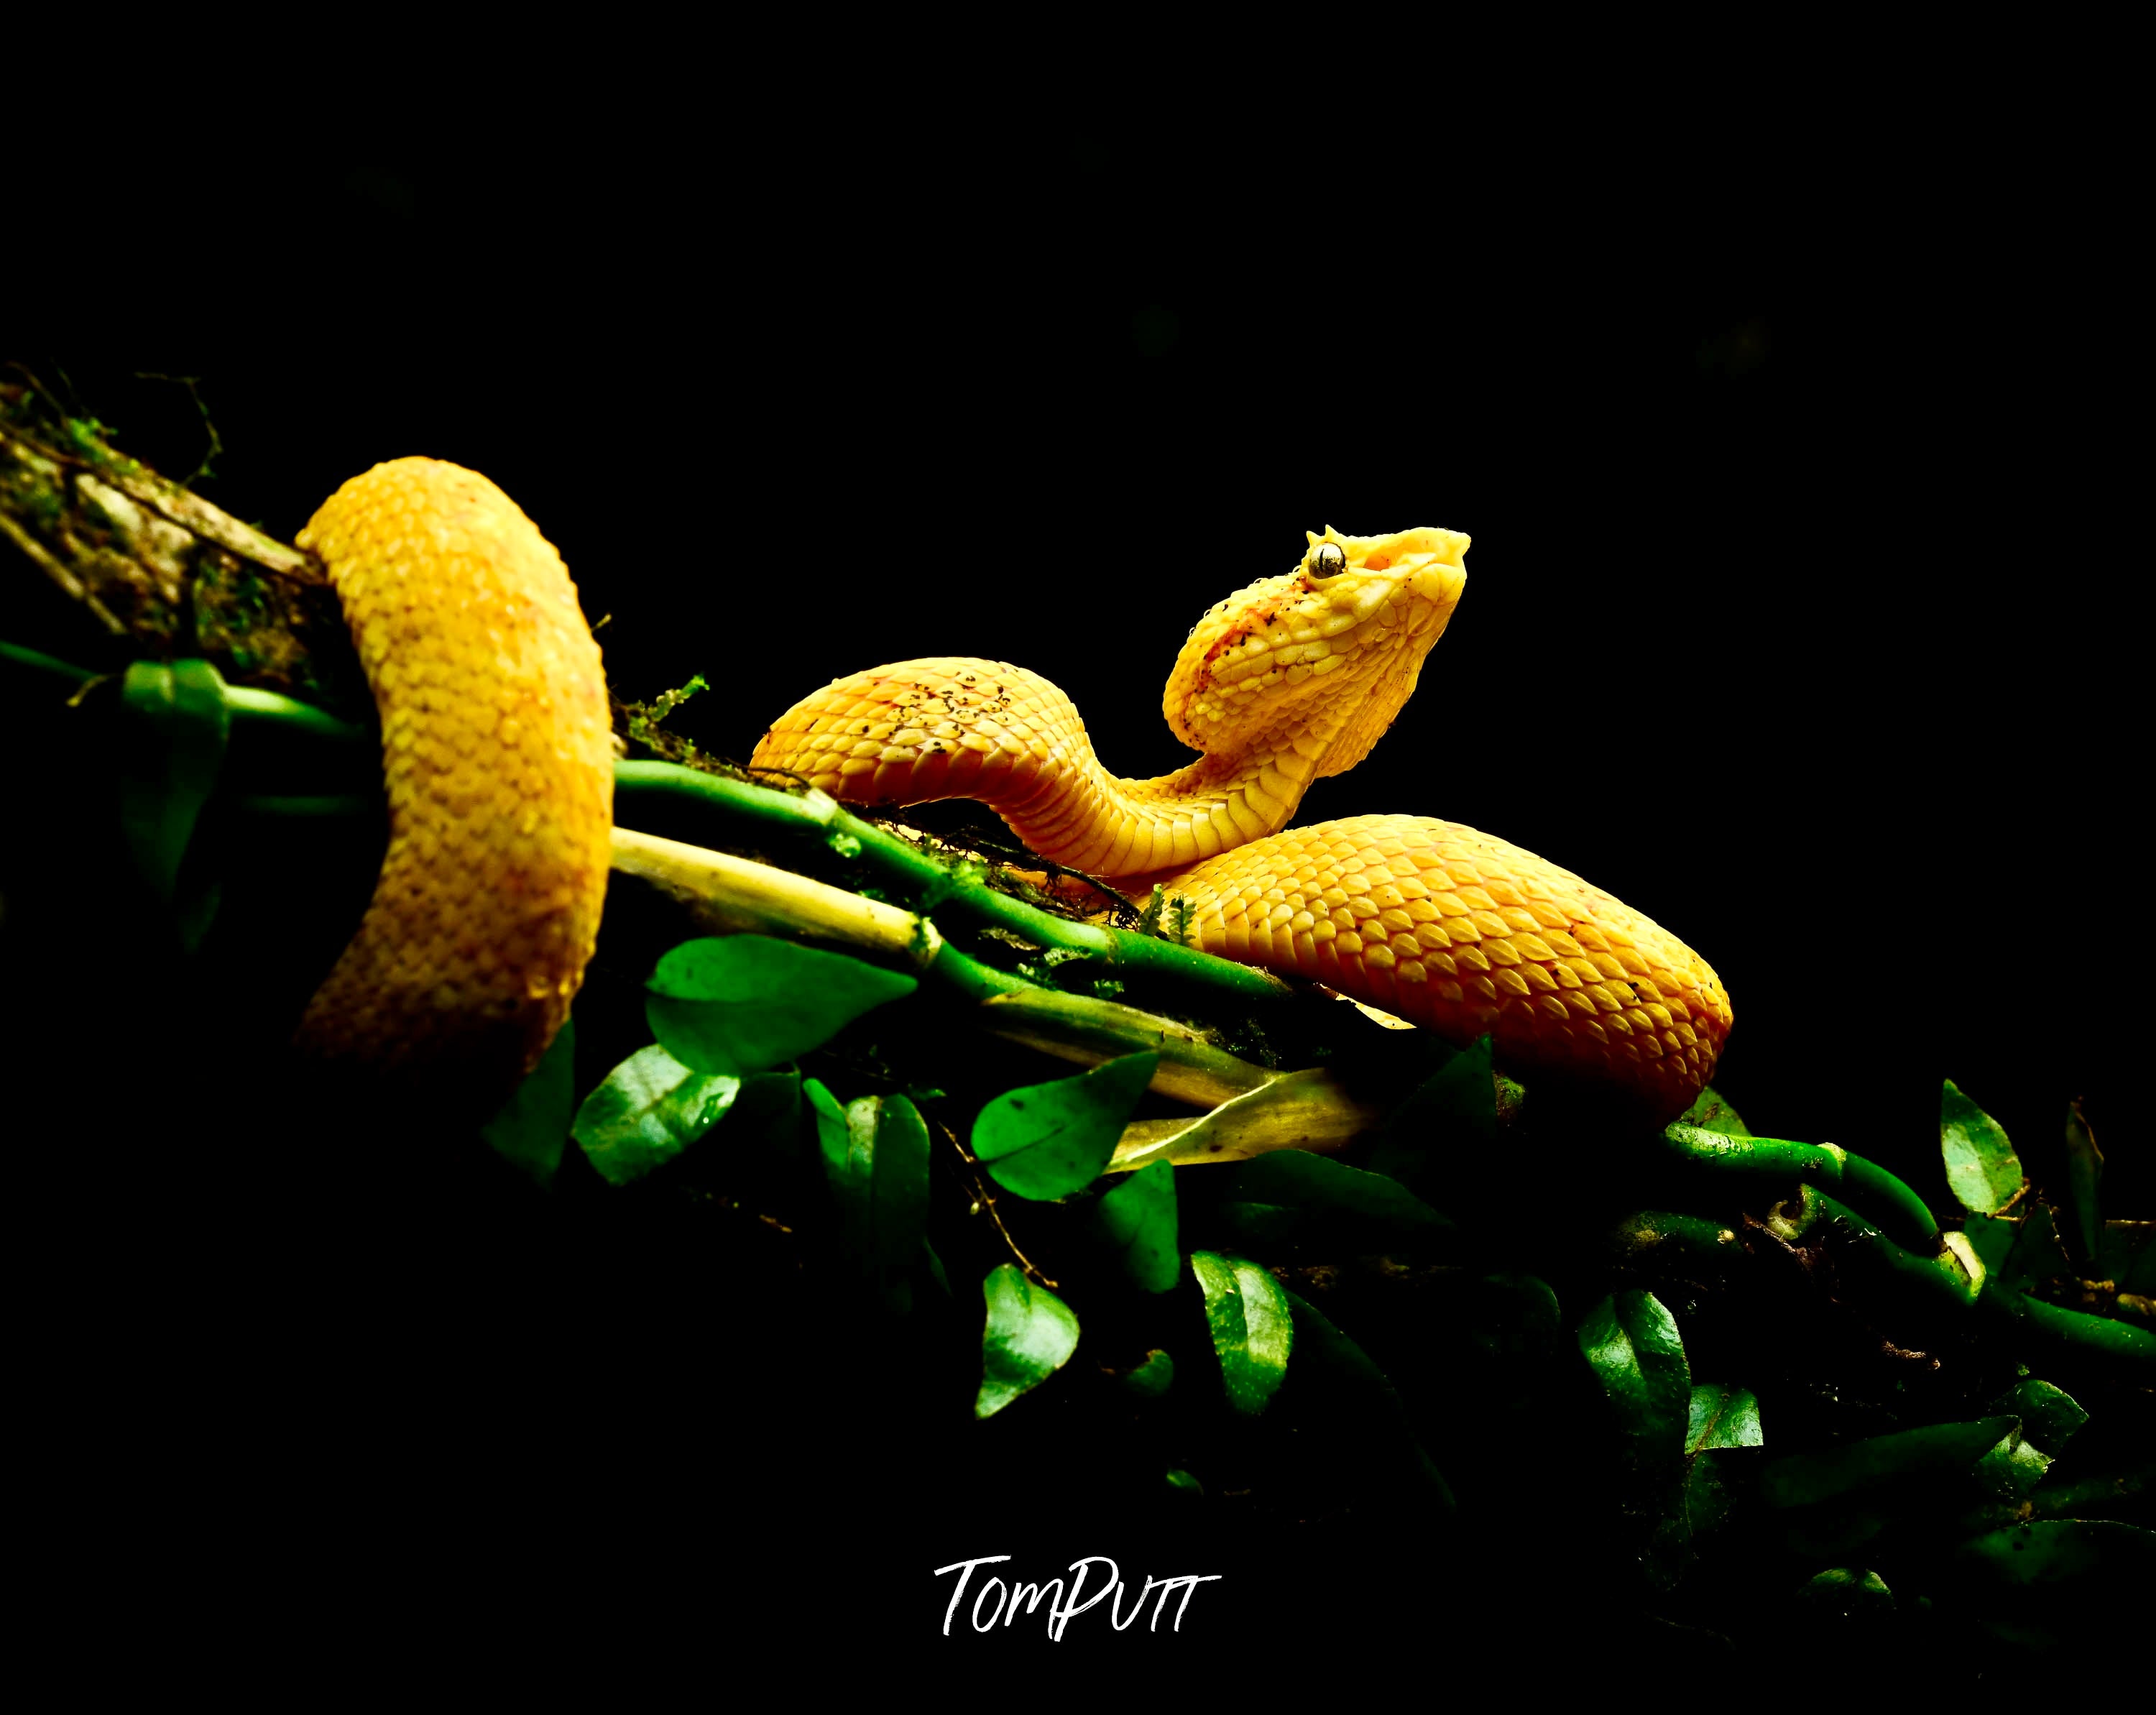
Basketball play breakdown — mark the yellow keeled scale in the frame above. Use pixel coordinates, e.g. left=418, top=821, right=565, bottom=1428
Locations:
left=292, top=458, right=614, bottom=1089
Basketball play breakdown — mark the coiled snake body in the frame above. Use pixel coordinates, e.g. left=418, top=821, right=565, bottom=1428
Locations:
left=303, top=464, right=1728, bottom=1124
left=752, top=525, right=1732, bottom=1123
left=295, top=459, right=614, bottom=1090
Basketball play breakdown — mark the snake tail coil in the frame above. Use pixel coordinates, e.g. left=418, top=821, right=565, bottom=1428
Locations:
left=291, top=459, right=614, bottom=1092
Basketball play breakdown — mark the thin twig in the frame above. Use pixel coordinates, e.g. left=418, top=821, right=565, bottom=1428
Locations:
left=134, top=372, right=225, bottom=487
left=0, top=509, right=125, bottom=634
left=934, top=1114, right=1055, bottom=1288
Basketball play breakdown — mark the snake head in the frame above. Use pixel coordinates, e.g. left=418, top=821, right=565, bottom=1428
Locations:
left=1164, top=525, right=1469, bottom=777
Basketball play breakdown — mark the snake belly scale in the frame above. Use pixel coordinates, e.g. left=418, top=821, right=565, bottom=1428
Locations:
left=752, top=526, right=1733, bottom=1123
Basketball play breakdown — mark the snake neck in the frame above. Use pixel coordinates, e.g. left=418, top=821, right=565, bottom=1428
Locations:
left=1016, top=740, right=1330, bottom=878
left=748, top=656, right=1348, bottom=877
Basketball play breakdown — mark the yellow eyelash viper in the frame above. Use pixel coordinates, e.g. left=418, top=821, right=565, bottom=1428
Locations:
left=752, top=526, right=1733, bottom=1124
left=296, top=466, right=1729, bottom=1127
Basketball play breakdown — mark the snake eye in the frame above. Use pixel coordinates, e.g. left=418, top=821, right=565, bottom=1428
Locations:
left=1309, top=542, right=1348, bottom=580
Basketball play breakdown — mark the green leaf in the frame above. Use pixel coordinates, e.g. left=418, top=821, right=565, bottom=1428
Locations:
left=1761, top=1416, right=2018, bottom=1508
left=863, top=1094, right=931, bottom=1269
left=1109, top=1066, right=1380, bottom=1175
left=1279, top=1287, right=1455, bottom=1509
left=1967, top=1203, right=2078, bottom=1297
left=117, top=658, right=231, bottom=948
left=975, top=1264, right=1080, bottom=1419
left=1785, top=1506, right=1889, bottom=1563
left=1792, top=1568, right=1894, bottom=1617
left=723, top=1070, right=808, bottom=1154
left=1465, top=1272, right=1565, bottom=1362
left=811, top=1087, right=931, bottom=1272
left=1092, top=1162, right=1179, bottom=1292
left=1190, top=1250, right=1292, bottom=1416
left=1365, top=1034, right=1495, bottom=1189
left=2098, top=1221, right=2155, bottom=1296
left=2063, top=1101, right=2104, bottom=1266
left=1123, top=1348, right=1175, bottom=1398
left=1646, top=1455, right=1735, bottom=1592
left=1940, top=1078, right=2023, bottom=1215
left=1213, top=1200, right=1303, bottom=1249
left=1948, top=1520, right=2156, bottom=1648
left=2004, top=1200, right=2073, bottom=1288
left=972, top=1050, right=1157, bottom=1201
left=480, top=1018, right=576, bottom=1187
left=1953, top=1519, right=2156, bottom=1592
left=1641, top=1379, right=1761, bottom=1590
left=805, top=1075, right=848, bottom=1162
left=2024, top=1468, right=2152, bottom=1525
left=1215, top=1151, right=1458, bottom=1248
left=1675, top=1085, right=1751, bottom=1137
left=1973, top=1422, right=2054, bottom=1504
left=572, top=1044, right=739, bottom=1186
left=1988, top=1379, right=2088, bottom=1459
left=645, top=937, right=916, bottom=1076
left=1963, top=1211, right=2019, bottom=1280
left=1577, top=1289, right=1692, bottom=1467
left=920, top=1240, right=952, bottom=1301
left=1686, top=1381, right=1764, bottom=1453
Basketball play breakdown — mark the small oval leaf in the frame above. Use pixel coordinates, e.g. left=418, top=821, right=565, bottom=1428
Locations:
left=480, top=1017, right=577, bottom=1187
left=1686, top=1381, right=1764, bottom=1454
left=1365, top=1034, right=1496, bottom=1189
left=1954, top=1518, right=2156, bottom=1591
left=1940, top=1078, right=2024, bottom=1215
left=975, top=1264, right=1080, bottom=1419
left=1279, top=1287, right=1455, bottom=1509
left=1191, top=1249, right=1291, bottom=1415
left=1760, top=1416, right=2019, bottom=1509
left=1675, top=1084, right=1752, bottom=1137
left=973, top=1051, right=1157, bottom=1201
left=117, top=658, right=233, bottom=947
left=2063, top=1100, right=2104, bottom=1265
left=1123, top=1348, right=1175, bottom=1398
left=1092, top=1161, right=1179, bottom=1292
left=572, top=1043, right=740, bottom=1185
left=1577, top=1289, right=1692, bottom=1466
left=1986, top=1379, right=2088, bottom=1461
left=646, top=937, right=916, bottom=1076
left=1217, top=1151, right=1457, bottom=1245
left=814, top=1088, right=932, bottom=1272
left=1793, top=1568, right=1894, bottom=1616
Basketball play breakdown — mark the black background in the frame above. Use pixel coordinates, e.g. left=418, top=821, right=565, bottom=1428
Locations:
left=9, top=100, right=2139, bottom=1675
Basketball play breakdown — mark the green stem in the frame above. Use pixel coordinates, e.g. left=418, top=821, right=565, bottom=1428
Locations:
left=0, top=636, right=98, bottom=689
left=1659, top=1123, right=1939, bottom=1249
left=1770, top=1184, right=1979, bottom=1317
left=231, top=794, right=379, bottom=819
left=1837, top=1151, right=1942, bottom=1249
left=221, top=684, right=369, bottom=750
left=1608, top=1208, right=1749, bottom=1273
left=0, top=642, right=1295, bottom=1015
left=614, top=760, right=1291, bottom=1006
left=1979, top=1280, right=2156, bottom=1371
left=604, top=827, right=1281, bottom=1108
